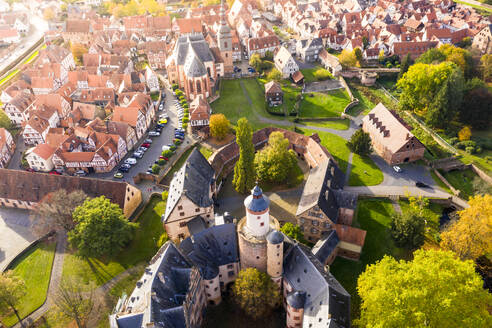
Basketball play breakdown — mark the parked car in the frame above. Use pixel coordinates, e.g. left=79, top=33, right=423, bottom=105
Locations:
left=159, top=113, right=169, bottom=119
left=118, top=166, right=130, bottom=173
left=393, top=166, right=402, bottom=173
left=416, top=181, right=430, bottom=188
left=133, top=150, right=144, bottom=158
left=158, top=103, right=164, bottom=111
left=49, top=170, right=61, bottom=175
left=125, top=158, right=137, bottom=165
left=248, top=67, right=256, bottom=73
left=74, top=170, right=87, bottom=176
left=174, top=134, right=184, bottom=140
left=144, top=138, right=153, bottom=144
left=175, top=128, right=185, bottom=133
left=142, top=143, right=151, bottom=148
left=148, top=131, right=160, bottom=137
left=114, top=172, right=124, bottom=179
left=159, top=156, right=169, bottom=161
left=154, top=126, right=163, bottom=132
left=158, top=119, right=168, bottom=124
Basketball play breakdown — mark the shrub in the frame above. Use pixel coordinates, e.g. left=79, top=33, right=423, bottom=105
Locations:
left=162, top=150, right=173, bottom=157
left=156, top=232, right=169, bottom=247
left=182, top=122, right=188, bottom=129
left=161, top=190, right=168, bottom=201
left=174, top=139, right=182, bottom=145
left=152, top=164, right=160, bottom=174
left=158, top=159, right=166, bottom=165
left=449, top=137, right=459, bottom=145
left=182, top=103, right=189, bottom=109
left=456, top=140, right=476, bottom=150
left=184, top=108, right=189, bottom=114
left=465, top=146, right=475, bottom=154
left=476, top=146, right=482, bottom=154
left=172, top=84, right=178, bottom=90
left=183, top=117, right=189, bottom=123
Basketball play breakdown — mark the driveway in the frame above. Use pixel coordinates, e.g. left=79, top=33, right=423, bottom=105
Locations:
left=0, top=207, right=36, bottom=271
left=370, top=155, right=436, bottom=188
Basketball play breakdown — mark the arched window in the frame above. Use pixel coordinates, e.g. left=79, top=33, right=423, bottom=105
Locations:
left=196, top=80, right=201, bottom=93
left=189, top=80, right=194, bottom=92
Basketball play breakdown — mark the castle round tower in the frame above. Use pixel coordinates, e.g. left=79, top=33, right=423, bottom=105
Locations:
left=238, top=184, right=280, bottom=272
left=267, top=230, right=284, bottom=286
left=286, top=291, right=306, bottom=328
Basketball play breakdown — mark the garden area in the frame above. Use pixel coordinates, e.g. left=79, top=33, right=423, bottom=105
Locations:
left=298, top=90, right=351, bottom=118
left=258, top=77, right=301, bottom=116
left=1, top=241, right=56, bottom=327
left=300, top=67, right=334, bottom=83
left=440, top=168, right=492, bottom=200
left=60, top=195, right=166, bottom=289
left=330, top=199, right=408, bottom=319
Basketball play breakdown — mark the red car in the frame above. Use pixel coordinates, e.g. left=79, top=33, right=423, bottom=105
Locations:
left=49, top=170, right=61, bottom=175
left=142, top=143, right=151, bottom=148
left=159, top=156, right=169, bottom=161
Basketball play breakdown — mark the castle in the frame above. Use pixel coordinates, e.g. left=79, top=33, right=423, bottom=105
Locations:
left=110, top=185, right=351, bottom=328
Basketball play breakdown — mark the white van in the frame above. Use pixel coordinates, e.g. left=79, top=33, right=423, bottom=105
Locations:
left=125, top=158, right=137, bottom=165
left=162, top=145, right=171, bottom=151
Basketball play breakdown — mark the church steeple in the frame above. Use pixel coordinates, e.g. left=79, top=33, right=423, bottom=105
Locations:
left=217, top=0, right=232, bottom=51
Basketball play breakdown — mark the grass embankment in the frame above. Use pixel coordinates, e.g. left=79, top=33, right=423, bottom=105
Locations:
left=1, top=242, right=56, bottom=327
left=61, top=196, right=166, bottom=288
left=441, top=168, right=492, bottom=200
left=299, top=90, right=351, bottom=118
left=330, top=199, right=408, bottom=320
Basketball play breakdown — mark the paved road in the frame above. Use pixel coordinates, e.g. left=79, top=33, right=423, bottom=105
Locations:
left=370, top=155, right=436, bottom=188
left=0, top=208, right=35, bottom=271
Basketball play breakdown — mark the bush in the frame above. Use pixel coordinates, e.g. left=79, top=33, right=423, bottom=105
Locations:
left=172, top=84, right=178, bottom=90
left=162, top=150, right=173, bottom=157
left=182, top=122, right=188, bottom=129
left=174, top=139, right=182, bottom=145
left=152, top=164, right=160, bottom=174
left=182, top=103, right=188, bottom=109
left=158, top=159, right=166, bottom=165
left=449, top=137, right=459, bottom=145
left=476, top=146, right=482, bottom=154
left=456, top=140, right=476, bottom=150
left=156, top=232, right=168, bottom=248
left=184, top=108, right=189, bottom=114
left=183, top=117, right=189, bottom=123
left=161, top=190, right=168, bottom=201
left=175, top=89, right=183, bottom=97
left=465, top=146, right=475, bottom=154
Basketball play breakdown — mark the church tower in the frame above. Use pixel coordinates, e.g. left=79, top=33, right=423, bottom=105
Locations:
left=217, top=0, right=233, bottom=75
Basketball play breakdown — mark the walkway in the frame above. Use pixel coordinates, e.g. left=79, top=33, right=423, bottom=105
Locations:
left=12, top=232, right=67, bottom=328
left=344, top=153, right=354, bottom=185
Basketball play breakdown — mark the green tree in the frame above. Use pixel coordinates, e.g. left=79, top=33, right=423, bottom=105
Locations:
left=68, top=196, right=137, bottom=258
left=266, top=68, right=282, bottom=81
left=233, top=118, right=256, bottom=194
left=249, top=53, right=262, bottom=71
left=459, top=87, right=492, bottom=130
left=30, top=189, right=87, bottom=237
left=390, top=211, right=425, bottom=249
left=481, top=54, right=492, bottom=82
left=152, top=164, right=160, bottom=174
left=347, top=129, right=372, bottom=155
left=398, top=54, right=411, bottom=80
left=0, top=109, right=12, bottom=130
left=232, top=268, right=281, bottom=319
left=356, top=249, right=492, bottom=328
left=53, top=277, right=94, bottom=328
left=440, top=194, right=492, bottom=260
left=161, top=190, right=168, bottom=202
left=362, top=36, right=369, bottom=49
left=416, top=47, right=446, bottom=65
left=353, top=47, right=363, bottom=65
left=209, top=113, right=230, bottom=140
left=254, top=131, right=297, bottom=184
left=280, top=223, right=305, bottom=243
left=0, top=271, right=27, bottom=327
left=417, top=44, right=472, bottom=78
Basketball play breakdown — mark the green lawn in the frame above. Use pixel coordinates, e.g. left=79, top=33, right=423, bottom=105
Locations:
left=299, top=128, right=351, bottom=172
left=348, top=153, right=384, bottom=186
left=258, top=78, right=301, bottom=116
left=430, top=170, right=452, bottom=194
left=330, top=199, right=407, bottom=319
left=454, top=0, right=492, bottom=14
left=198, top=144, right=213, bottom=159
left=299, top=90, right=351, bottom=118
left=299, top=118, right=350, bottom=130
left=441, top=169, right=492, bottom=200
left=61, top=196, right=166, bottom=288
left=346, top=82, right=375, bottom=116
left=300, top=67, right=334, bottom=83
left=1, top=241, right=56, bottom=327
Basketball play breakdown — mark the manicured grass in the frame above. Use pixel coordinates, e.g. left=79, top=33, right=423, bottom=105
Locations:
left=441, top=168, right=492, bottom=200
left=330, top=199, right=407, bottom=319
left=430, top=170, right=452, bottom=194
left=1, top=241, right=56, bottom=327
left=61, top=196, right=166, bottom=288
left=454, top=0, right=492, bottom=14
left=198, top=144, right=213, bottom=159
left=0, top=69, right=19, bottom=87
left=299, top=128, right=351, bottom=172
left=299, top=119, right=350, bottom=130
left=300, top=67, right=333, bottom=83
left=348, top=153, right=384, bottom=186
left=258, top=78, right=301, bottom=116
left=299, top=90, right=351, bottom=118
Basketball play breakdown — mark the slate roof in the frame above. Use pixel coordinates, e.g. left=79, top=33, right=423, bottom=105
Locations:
left=244, top=184, right=269, bottom=212
left=267, top=230, right=284, bottom=244
left=172, top=34, right=214, bottom=68
left=311, top=230, right=340, bottom=265
left=283, top=243, right=350, bottom=328
left=163, top=148, right=215, bottom=222
left=287, top=291, right=307, bottom=309
left=179, top=224, right=239, bottom=280
left=296, top=159, right=349, bottom=222
left=186, top=215, right=208, bottom=236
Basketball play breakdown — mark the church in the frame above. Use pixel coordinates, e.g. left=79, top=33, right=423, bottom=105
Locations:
left=109, top=185, right=351, bottom=328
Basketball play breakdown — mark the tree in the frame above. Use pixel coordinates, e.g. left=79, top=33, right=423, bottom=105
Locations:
left=43, top=7, right=55, bottom=21
left=362, top=36, right=369, bottom=49
left=68, top=196, right=137, bottom=258
left=481, top=54, right=492, bottom=82
left=232, top=268, right=281, bottom=319
left=0, top=109, right=12, bottom=130
left=53, top=277, right=94, bottom=328
left=209, top=113, right=230, bottom=140
left=339, top=49, right=357, bottom=68
left=254, top=131, right=297, bottom=184
left=456, top=37, right=472, bottom=49
left=378, top=49, right=385, bottom=63
left=280, top=223, right=305, bottom=243
left=233, top=118, right=256, bottom=194
left=458, top=126, right=472, bottom=141
left=390, top=211, right=425, bottom=249
left=356, top=249, right=492, bottom=328
left=459, top=87, right=492, bottom=130
left=440, top=194, right=492, bottom=260
left=347, top=129, right=372, bottom=155
left=249, top=53, right=262, bottom=71
left=417, top=45, right=472, bottom=78
left=398, top=54, right=411, bottom=80
left=353, top=47, right=363, bottom=65
left=266, top=68, right=282, bottom=81
left=416, top=48, right=446, bottom=65
left=0, top=271, right=27, bottom=327
left=30, top=189, right=87, bottom=237
left=152, top=164, right=160, bottom=174
left=71, top=43, right=88, bottom=66
left=161, top=190, right=168, bottom=202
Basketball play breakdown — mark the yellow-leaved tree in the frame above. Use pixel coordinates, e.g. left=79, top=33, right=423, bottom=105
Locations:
left=440, top=194, right=492, bottom=260
left=458, top=126, right=472, bottom=141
